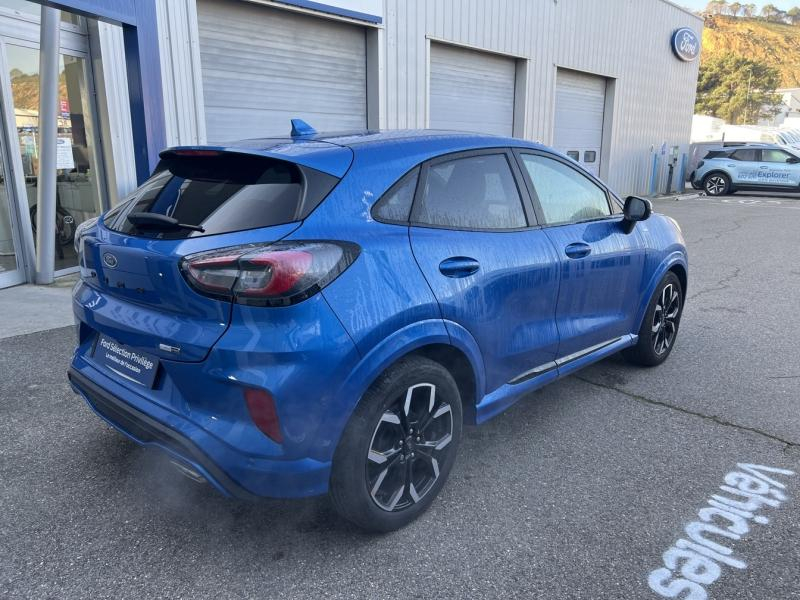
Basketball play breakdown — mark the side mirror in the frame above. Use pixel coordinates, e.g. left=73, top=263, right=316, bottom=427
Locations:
left=622, top=196, right=652, bottom=233
left=787, top=157, right=799, bottom=164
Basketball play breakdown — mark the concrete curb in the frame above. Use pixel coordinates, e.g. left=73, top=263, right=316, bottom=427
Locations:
left=649, top=192, right=703, bottom=202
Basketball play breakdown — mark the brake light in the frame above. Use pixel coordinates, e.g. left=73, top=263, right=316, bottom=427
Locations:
left=180, top=241, right=359, bottom=306
left=244, top=388, right=283, bottom=443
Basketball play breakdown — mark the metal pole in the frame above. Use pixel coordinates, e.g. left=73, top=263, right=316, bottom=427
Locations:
left=34, top=6, right=61, bottom=284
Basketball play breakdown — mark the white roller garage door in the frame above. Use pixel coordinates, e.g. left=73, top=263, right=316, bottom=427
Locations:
left=553, top=69, right=607, bottom=177
left=197, top=0, right=367, bottom=142
left=429, top=43, right=516, bottom=137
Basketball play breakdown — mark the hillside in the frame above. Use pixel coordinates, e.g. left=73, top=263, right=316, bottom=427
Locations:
left=702, top=15, right=800, bottom=88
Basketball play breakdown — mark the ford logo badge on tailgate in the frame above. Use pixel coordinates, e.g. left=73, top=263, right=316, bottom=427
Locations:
left=103, top=253, right=118, bottom=268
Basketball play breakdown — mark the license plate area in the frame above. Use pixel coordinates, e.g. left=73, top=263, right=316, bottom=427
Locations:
left=91, top=334, right=160, bottom=388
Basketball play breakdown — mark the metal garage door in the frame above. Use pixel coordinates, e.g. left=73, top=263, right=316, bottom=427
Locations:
left=197, top=0, right=367, bottom=142
left=553, top=69, right=607, bottom=177
left=429, top=43, right=516, bottom=137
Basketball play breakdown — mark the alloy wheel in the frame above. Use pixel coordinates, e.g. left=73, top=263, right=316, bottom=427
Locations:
left=652, top=283, right=680, bottom=355
left=366, top=383, right=454, bottom=512
left=705, top=175, right=726, bottom=195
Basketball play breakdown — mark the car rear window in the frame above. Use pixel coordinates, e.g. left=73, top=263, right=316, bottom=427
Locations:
left=103, top=152, right=338, bottom=239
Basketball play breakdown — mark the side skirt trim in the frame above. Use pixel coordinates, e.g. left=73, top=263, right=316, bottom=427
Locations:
left=508, top=336, right=622, bottom=385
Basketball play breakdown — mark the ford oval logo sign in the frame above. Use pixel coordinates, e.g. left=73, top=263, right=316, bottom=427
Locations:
left=671, top=27, right=700, bottom=62
left=103, top=252, right=118, bottom=269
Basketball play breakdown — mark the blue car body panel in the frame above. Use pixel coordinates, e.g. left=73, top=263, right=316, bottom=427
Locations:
left=543, top=219, right=648, bottom=357
left=69, top=129, right=687, bottom=500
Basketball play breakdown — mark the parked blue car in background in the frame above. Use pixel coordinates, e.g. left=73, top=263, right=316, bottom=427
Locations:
left=691, top=144, right=800, bottom=196
left=69, top=122, right=688, bottom=531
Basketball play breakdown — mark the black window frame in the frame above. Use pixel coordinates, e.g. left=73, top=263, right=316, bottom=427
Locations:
left=511, top=147, right=622, bottom=227
left=408, top=148, right=538, bottom=233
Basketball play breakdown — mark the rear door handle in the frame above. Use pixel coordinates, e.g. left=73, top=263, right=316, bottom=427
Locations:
left=564, top=242, right=591, bottom=259
left=439, top=256, right=480, bottom=278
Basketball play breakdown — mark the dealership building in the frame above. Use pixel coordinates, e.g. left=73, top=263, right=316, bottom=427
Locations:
left=0, top=0, right=702, bottom=289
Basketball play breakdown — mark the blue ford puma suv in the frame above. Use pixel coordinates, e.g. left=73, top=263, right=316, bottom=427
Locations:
left=69, top=123, right=688, bottom=531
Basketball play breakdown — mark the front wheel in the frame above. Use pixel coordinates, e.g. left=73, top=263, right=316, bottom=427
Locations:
left=330, top=356, right=462, bottom=532
left=623, top=272, right=683, bottom=367
left=703, top=173, right=730, bottom=196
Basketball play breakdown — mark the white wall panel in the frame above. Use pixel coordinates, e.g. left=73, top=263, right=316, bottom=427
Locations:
left=429, top=43, right=515, bottom=136
left=197, top=0, right=367, bottom=142
left=554, top=69, right=606, bottom=176
left=93, top=21, right=137, bottom=204
left=383, top=0, right=702, bottom=196
left=156, top=0, right=207, bottom=147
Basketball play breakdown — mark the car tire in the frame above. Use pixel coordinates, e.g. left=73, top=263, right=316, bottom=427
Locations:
left=623, top=272, right=683, bottom=367
left=703, top=172, right=730, bottom=196
left=330, top=356, right=463, bottom=532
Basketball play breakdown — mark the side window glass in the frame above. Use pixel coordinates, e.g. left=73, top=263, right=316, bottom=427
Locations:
left=414, top=154, right=528, bottom=230
left=521, top=153, right=611, bottom=225
left=762, top=149, right=792, bottom=163
left=731, top=149, right=758, bottom=162
left=372, top=167, right=419, bottom=223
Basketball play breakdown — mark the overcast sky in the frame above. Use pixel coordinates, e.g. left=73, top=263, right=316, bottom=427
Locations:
left=679, top=0, right=799, bottom=11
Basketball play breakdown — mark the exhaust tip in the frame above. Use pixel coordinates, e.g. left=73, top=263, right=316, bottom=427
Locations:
left=170, top=460, right=206, bottom=484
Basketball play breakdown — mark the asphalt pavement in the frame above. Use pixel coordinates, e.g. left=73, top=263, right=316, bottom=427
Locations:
left=1, top=193, right=798, bottom=599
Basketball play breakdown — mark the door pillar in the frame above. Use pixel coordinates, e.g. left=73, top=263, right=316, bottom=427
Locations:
left=34, top=6, right=61, bottom=284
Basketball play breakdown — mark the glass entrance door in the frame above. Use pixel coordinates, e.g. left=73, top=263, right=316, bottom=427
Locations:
left=0, top=121, right=24, bottom=287
left=5, top=43, right=103, bottom=272
left=0, top=0, right=105, bottom=287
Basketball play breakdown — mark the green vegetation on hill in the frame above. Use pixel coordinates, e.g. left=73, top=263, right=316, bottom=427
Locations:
left=702, top=15, right=800, bottom=88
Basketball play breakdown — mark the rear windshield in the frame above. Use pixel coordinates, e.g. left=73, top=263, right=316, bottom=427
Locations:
left=104, top=152, right=337, bottom=239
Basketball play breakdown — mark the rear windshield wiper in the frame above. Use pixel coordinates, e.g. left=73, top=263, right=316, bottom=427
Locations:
left=127, top=212, right=205, bottom=233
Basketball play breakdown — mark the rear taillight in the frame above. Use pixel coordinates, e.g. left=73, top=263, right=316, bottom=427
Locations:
left=697, top=160, right=705, bottom=169
left=244, top=388, right=283, bottom=443
left=180, top=241, right=359, bottom=306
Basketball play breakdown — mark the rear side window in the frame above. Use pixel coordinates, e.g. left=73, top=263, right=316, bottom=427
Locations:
left=104, top=152, right=337, bottom=239
left=731, top=149, right=759, bottom=161
left=413, top=154, right=527, bottom=230
left=704, top=150, right=727, bottom=160
left=372, top=168, right=419, bottom=223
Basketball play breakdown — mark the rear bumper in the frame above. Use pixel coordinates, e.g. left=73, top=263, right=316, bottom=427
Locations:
left=68, top=364, right=332, bottom=500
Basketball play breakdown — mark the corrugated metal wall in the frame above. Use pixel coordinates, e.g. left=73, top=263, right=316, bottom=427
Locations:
left=156, top=0, right=207, bottom=147
left=381, top=0, right=702, bottom=196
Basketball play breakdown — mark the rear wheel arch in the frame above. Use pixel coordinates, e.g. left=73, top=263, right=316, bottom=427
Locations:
left=406, top=344, right=478, bottom=425
left=352, top=343, right=479, bottom=426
